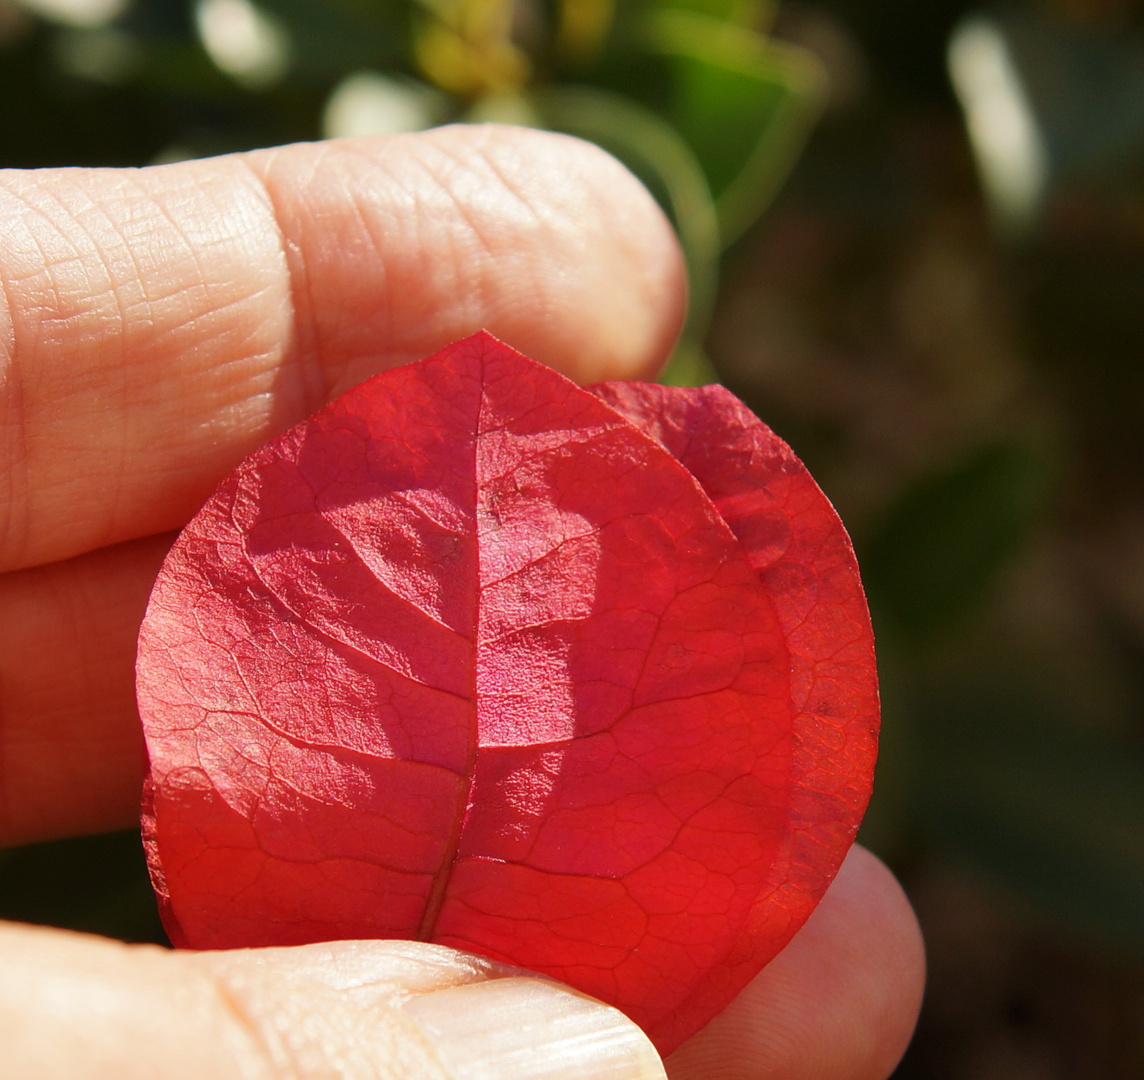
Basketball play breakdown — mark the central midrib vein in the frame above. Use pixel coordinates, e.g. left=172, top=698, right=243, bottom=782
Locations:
left=415, top=365, right=485, bottom=941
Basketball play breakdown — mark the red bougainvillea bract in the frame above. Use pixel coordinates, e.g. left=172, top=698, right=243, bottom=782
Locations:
left=137, top=331, right=878, bottom=1054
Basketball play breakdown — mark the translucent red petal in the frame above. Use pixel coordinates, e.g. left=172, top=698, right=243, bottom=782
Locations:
left=137, top=332, right=877, bottom=1053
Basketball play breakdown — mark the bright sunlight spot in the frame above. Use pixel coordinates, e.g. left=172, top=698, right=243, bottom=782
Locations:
left=15, top=0, right=125, bottom=28
left=949, top=16, right=1048, bottom=235
left=322, top=72, right=444, bottom=139
left=195, top=0, right=289, bottom=89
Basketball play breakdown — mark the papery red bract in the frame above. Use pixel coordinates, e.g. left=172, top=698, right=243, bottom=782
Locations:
left=137, top=331, right=877, bottom=1053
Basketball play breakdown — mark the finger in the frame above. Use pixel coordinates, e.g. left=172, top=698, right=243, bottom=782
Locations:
left=0, top=533, right=171, bottom=845
left=0, top=125, right=684, bottom=845
left=0, top=923, right=666, bottom=1080
left=665, top=845, right=925, bottom=1080
left=0, top=124, right=685, bottom=573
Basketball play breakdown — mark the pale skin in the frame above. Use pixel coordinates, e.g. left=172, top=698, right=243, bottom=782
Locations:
left=0, top=124, right=925, bottom=1080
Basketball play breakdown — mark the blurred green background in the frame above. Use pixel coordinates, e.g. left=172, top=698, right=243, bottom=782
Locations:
left=4, top=0, right=1144, bottom=1074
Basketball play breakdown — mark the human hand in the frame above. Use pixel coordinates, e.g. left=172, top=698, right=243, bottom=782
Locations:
left=0, top=125, right=924, bottom=1079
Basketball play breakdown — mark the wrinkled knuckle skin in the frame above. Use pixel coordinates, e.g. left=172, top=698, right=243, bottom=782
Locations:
left=0, top=186, right=29, bottom=568
left=194, top=956, right=451, bottom=1080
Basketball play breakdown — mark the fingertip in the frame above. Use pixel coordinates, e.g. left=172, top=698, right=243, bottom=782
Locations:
left=402, top=976, right=666, bottom=1080
left=803, top=846, right=926, bottom=1075
left=4, top=123, right=684, bottom=575
left=831, top=845, right=927, bottom=1005
left=195, top=939, right=668, bottom=1080
left=4, top=924, right=663, bottom=1080
left=666, top=845, right=925, bottom=1080
left=410, top=122, right=689, bottom=382
left=247, top=124, right=686, bottom=390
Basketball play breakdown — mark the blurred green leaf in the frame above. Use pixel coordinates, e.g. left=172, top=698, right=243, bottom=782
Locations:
left=647, top=8, right=825, bottom=244
left=920, top=690, right=1144, bottom=955
left=659, top=337, right=720, bottom=386
left=653, top=0, right=774, bottom=28
left=257, top=0, right=409, bottom=80
left=131, top=39, right=242, bottom=97
left=863, top=441, right=1049, bottom=636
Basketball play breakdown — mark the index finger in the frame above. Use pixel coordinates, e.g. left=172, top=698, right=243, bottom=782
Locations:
left=0, top=125, right=684, bottom=846
left=0, top=124, right=685, bottom=574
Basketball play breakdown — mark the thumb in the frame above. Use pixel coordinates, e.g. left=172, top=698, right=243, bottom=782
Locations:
left=0, top=922, right=665, bottom=1080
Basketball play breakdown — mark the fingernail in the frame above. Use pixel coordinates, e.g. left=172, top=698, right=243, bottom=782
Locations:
left=400, top=976, right=666, bottom=1080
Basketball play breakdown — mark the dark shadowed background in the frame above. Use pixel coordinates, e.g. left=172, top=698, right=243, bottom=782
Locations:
left=4, top=1, right=1144, bottom=1075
